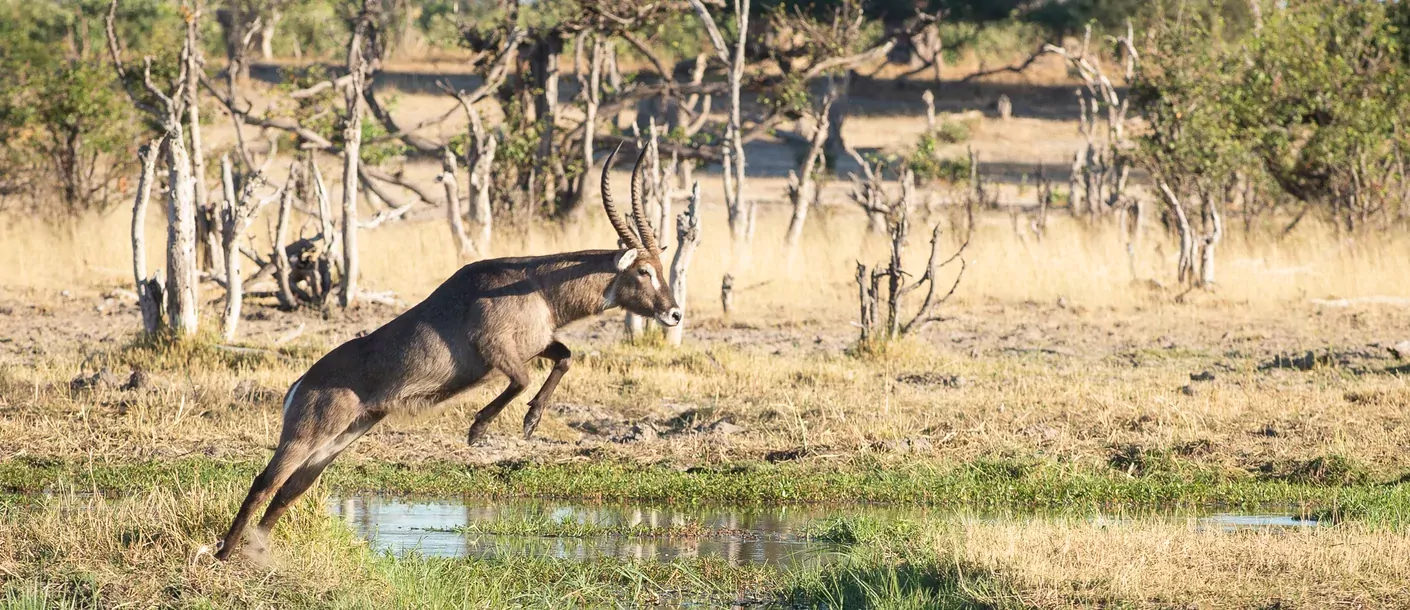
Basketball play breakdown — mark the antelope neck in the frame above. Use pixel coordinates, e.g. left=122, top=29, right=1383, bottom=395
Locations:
left=535, top=250, right=630, bottom=327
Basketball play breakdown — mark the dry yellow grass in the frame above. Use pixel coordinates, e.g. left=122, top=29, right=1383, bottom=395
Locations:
left=2, top=285, right=1407, bottom=478
left=939, top=517, right=1410, bottom=607
left=5, top=186, right=1409, bottom=316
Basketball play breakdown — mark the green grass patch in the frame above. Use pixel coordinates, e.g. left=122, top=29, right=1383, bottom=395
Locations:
left=3, top=455, right=1409, bottom=527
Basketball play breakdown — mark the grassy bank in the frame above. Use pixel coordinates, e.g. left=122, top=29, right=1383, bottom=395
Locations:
left=5, top=455, right=1409, bottom=527
left=4, top=485, right=1409, bottom=609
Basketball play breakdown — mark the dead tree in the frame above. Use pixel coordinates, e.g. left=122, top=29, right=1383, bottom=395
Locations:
left=674, top=53, right=712, bottom=190
left=440, top=149, right=474, bottom=258
left=436, top=27, right=522, bottom=253
left=1032, top=163, right=1052, bottom=241
left=187, top=15, right=217, bottom=280
left=573, top=32, right=605, bottom=222
left=720, top=273, right=735, bottom=316
left=338, top=0, right=381, bottom=308
left=273, top=163, right=301, bottom=310
left=527, top=33, right=565, bottom=214
left=785, top=91, right=838, bottom=250
left=1158, top=179, right=1197, bottom=289
left=465, top=108, right=497, bottom=256
left=846, top=148, right=890, bottom=233
left=1045, top=23, right=1137, bottom=221
left=218, top=154, right=281, bottom=341
left=691, top=0, right=753, bottom=245
left=107, top=0, right=200, bottom=337
left=666, top=182, right=702, bottom=347
left=922, top=90, right=936, bottom=131
left=854, top=170, right=968, bottom=344
left=1196, top=181, right=1225, bottom=287
left=131, top=138, right=166, bottom=334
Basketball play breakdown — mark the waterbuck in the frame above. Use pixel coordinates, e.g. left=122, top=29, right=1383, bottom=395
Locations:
left=214, top=146, right=680, bottom=561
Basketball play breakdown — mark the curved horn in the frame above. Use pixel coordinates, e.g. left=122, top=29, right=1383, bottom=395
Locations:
left=629, top=146, right=660, bottom=254
left=601, top=142, right=642, bottom=250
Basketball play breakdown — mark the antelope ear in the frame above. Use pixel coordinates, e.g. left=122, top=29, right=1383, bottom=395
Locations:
left=614, top=249, right=639, bottom=271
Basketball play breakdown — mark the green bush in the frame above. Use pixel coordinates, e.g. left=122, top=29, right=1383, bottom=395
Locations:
left=1134, top=0, right=1410, bottom=232
left=906, top=132, right=970, bottom=185
left=0, top=1, right=178, bottom=216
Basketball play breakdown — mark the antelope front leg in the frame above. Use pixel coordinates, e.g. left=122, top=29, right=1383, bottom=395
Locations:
left=467, top=370, right=528, bottom=446
left=523, top=341, right=572, bottom=440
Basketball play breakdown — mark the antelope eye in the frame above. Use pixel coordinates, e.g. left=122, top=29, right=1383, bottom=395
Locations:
left=637, top=268, right=649, bottom=276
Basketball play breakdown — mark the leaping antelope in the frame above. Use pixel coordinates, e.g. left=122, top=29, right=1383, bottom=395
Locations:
left=215, top=145, right=680, bottom=561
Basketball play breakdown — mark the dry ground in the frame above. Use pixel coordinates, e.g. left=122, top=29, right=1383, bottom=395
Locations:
left=3, top=265, right=1408, bottom=479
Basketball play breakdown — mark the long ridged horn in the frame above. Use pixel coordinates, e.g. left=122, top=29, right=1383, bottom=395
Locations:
left=629, top=146, right=660, bottom=254
left=601, top=142, right=642, bottom=250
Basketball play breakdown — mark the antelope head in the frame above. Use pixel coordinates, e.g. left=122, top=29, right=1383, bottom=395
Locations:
left=601, top=144, right=682, bottom=327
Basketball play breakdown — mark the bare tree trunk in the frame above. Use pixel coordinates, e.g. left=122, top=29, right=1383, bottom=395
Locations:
left=1033, top=162, right=1051, bottom=241
left=1125, top=197, right=1142, bottom=280
left=467, top=107, right=496, bottom=255
left=274, top=163, right=299, bottom=310
left=339, top=0, right=378, bottom=308
left=570, top=34, right=602, bottom=220
left=624, top=309, right=647, bottom=339
left=260, top=9, right=279, bottom=59
left=1159, top=180, right=1196, bottom=288
left=1069, top=149, right=1084, bottom=217
left=720, top=273, right=734, bottom=316
left=1199, top=188, right=1224, bottom=287
left=529, top=35, right=562, bottom=213
left=186, top=33, right=217, bottom=278
left=442, top=148, right=474, bottom=258
left=220, top=155, right=245, bottom=341
left=647, top=120, right=675, bottom=245
left=855, top=263, right=876, bottom=343
left=785, top=94, right=835, bottom=250
left=824, top=70, right=851, bottom=162
left=884, top=172, right=915, bottom=339
left=666, top=182, right=702, bottom=346
left=724, top=0, right=750, bottom=245
left=132, top=138, right=165, bottom=334
left=219, top=154, right=281, bottom=340
left=165, top=121, right=200, bottom=336
left=922, top=90, right=936, bottom=131
left=340, top=124, right=362, bottom=306
left=310, top=158, right=337, bottom=254
left=605, top=43, right=629, bottom=131
left=107, top=0, right=197, bottom=336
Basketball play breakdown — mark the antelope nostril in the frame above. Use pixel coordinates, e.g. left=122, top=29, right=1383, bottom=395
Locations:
left=667, top=308, right=682, bottom=323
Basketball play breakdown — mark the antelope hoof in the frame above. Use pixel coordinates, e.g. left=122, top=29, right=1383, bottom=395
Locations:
left=467, top=422, right=490, bottom=446
left=213, top=541, right=233, bottom=562
left=523, top=411, right=543, bottom=440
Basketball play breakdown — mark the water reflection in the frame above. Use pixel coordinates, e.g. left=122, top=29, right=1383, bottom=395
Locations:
left=327, top=495, right=1330, bottom=568
left=1197, top=513, right=1326, bottom=531
left=328, top=496, right=864, bottom=568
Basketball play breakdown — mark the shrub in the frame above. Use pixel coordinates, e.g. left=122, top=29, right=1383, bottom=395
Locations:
left=0, top=2, right=161, bottom=217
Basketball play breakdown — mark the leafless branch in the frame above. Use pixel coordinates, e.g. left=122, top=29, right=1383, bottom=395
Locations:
left=688, top=0, right=730, bottom=65
left=958, top=45, right=1053, bottom=83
